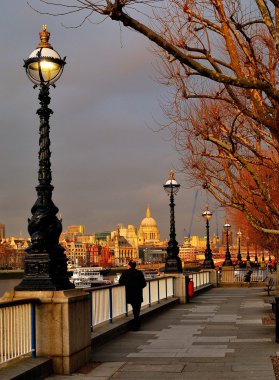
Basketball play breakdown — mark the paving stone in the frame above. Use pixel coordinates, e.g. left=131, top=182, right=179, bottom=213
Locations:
left=195, top=336, right=236, bottom=342
left=42, top=286, right=278, bottom=379
left=122, top=363, right=184, bottom=372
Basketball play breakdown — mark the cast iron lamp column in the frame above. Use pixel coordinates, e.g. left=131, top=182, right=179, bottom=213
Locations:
left=163, top=170, right=182, bottom=273
left=236, top=230, right=242, bottom=266
left=202, top=206, right=214, bottom=269
left=15, top=26, right=74, bottom=291
left=223, top=223, right=233, bottom=266
left=246, top=238, right=251, bottom=267
left=254, top=251, right=258, bottom=264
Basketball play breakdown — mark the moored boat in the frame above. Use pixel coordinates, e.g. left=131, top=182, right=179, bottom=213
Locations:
left=70, top=267, right=112, bottom=288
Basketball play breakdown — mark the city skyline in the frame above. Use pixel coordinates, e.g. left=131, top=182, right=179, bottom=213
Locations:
left=0, top=2, right=224, bottom=242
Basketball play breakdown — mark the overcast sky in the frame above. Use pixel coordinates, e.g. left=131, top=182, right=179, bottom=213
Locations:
left=0, top=1, right=224, bottom=242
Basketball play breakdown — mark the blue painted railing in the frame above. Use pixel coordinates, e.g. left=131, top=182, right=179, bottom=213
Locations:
left=0, top=298, right=38, bottom=365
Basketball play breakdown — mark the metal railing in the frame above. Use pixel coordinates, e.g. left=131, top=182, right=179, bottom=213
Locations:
left=0, top=299, right=37, bottom=365
left=188, top=271, right=211, bottom=289
left=0, top=272, right=211, bottom=365
left=234, top=269, right=267, bottom=283
left=88, top=276, right=175, bottom=329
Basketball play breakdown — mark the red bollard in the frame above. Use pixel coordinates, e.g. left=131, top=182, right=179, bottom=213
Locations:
left=188, top=279, right=194, bottom=298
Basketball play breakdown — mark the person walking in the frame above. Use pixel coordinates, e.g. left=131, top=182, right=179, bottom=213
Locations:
left=119, top=260, right=146, bottom=331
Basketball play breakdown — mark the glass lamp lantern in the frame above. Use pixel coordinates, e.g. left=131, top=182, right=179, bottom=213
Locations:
left=24, top=25, right=65, bottom=86
left=164, top=169, right=180, bottom=195
left=202, top=207, right=212, bottom=221
left=224, top=223, right=231, bottom=231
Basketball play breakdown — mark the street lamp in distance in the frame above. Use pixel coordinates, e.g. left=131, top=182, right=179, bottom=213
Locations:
left=202, top=206, right=214, bottom=269
left=163, top=170, right=182, bottom=273
left=223, top=223, right=233, bottom=266
left=236, top=230, right=242, bottom=266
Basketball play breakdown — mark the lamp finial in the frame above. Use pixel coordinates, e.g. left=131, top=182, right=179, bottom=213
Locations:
left=37, top=24, right=53, bottom=49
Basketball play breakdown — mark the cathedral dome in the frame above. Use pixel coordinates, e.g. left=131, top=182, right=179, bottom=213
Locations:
left=140, top=205, right=158, bottom=228
left=138, top=205, right=161, bottom=246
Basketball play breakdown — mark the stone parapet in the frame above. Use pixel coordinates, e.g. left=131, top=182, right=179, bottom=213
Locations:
left=166, top=274, right=186, bottom=304
left=220, top=266, right=235, bottom=283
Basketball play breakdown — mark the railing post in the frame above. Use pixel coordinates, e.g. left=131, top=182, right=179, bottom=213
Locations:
left=31, top=302, right=36, bottom=358
left=165, top=278, right=168, bottom=299
left=148, top=282, right=151, bottom=307
left=125, top=289, right=128, bottom=317
left=89, top=293, right=93, bottom=331
left=109, top=287, right=113, bottom=323
left=158, top=280, right=160, bottom=304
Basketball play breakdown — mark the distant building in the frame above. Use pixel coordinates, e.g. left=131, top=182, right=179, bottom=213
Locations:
left=0, top=235, right=28, bottom=268
left=110, top=228, right=138, bottom=266
left=61, top=225, right=97, bottom=244
left=94, top=231, right=111, bottom=245
left=67, top=225, right=85, bottom=234
left=111, top=224, right=139, bottom=249
left=63, top=241, right=90, bottom=266
left=179, top=245, right=197, bottom=263
left=138, top=205, right=161, bottom=246
left=62, top=205, right=165, bottom=266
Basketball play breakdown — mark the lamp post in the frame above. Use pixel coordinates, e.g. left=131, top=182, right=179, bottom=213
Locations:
left=236, top=230, right=242, bottom=266
left=246, top=238, right=251, bottom=267
left=15, top=26, right=74, bottom=291
left=223, top=223, right=233, bottom=266
left=202, top=206, right=214, bottom=269
left=163, top=170, right=182, bottom=273
left=254, top=251, right=258, bottom=264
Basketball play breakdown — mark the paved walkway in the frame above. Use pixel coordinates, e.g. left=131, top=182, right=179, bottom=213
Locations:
left=47, top=287, right=278, bottom=379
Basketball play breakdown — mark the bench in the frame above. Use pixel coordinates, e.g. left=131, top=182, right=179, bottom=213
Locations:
left=264, top=278, right=275, bottom=296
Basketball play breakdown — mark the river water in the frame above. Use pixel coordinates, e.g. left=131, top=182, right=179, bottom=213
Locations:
left=0, top=279, right=21, bottom=297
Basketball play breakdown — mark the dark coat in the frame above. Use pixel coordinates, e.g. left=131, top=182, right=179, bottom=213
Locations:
left=119, top=268, right=146, bottom=304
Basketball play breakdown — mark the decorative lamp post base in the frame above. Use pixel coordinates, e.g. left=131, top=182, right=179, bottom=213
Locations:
left=15, top=252, right=75, bottom=291
left=165, top=256, right=182, bottom=273
left=223, top=259, right=233, bottom=266
left=203, top=258, right=215, bottom=269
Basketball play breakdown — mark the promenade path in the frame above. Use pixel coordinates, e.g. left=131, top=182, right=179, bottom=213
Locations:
left=47, top=287, right=278, bottom=380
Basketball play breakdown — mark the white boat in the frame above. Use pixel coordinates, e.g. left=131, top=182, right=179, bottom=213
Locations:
left=70, top=267, right=112, bottom=288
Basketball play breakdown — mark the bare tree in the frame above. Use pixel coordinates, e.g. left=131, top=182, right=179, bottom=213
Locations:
left=31, top=0, right=279, bottom=235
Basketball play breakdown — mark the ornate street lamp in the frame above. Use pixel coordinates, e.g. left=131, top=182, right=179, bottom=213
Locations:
left=254, top=251, right=258, bottom=263
left=15, top=26, right=74, bottom=291
left=236, top=230, right=242, bottom=266
left=246, top=238, right=251, bottom=266
left=202, top=206, right=214, bottom=269
left=163, top=170, right=182, bottom=273
left=223, top=223, right=233, bottom=266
